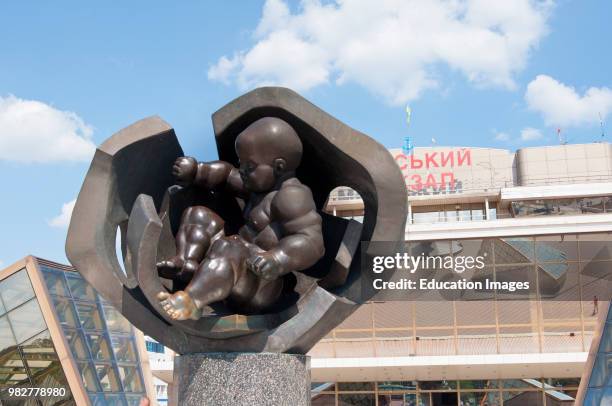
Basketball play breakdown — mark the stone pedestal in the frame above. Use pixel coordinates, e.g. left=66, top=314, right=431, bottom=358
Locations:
left=173, top=352, right=310, bottom=406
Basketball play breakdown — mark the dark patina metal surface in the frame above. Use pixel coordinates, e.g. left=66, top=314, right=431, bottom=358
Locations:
left=66, top=87, right=407, bottom=354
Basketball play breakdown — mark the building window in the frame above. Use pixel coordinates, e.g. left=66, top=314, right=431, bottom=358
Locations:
left=511, top=196, right=612, bottom=217
left=412, top=203, right=488, bottom=224
left=0, top=269, right=35, bottom=312
left=146, top=340, right=165, bottom=354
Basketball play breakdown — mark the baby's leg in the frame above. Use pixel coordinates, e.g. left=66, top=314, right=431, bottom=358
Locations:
left=157, top=206, right=224, bottom=279
left=158, top=237, right=250, bottom=320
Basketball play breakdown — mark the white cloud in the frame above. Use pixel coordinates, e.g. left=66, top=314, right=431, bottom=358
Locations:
left=0, top=95, right=95, bottom=163
left=495, top=132, right=510, bottom=141
left=525, top=75, right=612, bottom=127
left=520, top=127, right=543, bottom=141
left=48, top=199, right=76, bottom=229
left=207, top=54, right=243, bottom=85
left=208, top=0, right=553, bottom=104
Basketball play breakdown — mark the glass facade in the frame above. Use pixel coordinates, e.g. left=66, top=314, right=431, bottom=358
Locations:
left=582, top=301, right=612, bottom=405
left=0, top=268, right=73, bottom=405
left=311, top=234, right=606, bottom=361
left=312, top=379, right=579, bottom=405
left=309, top=233, right=612, bottom=405
left=511, top=196, right=612, bottom=217
left=40, top=265, right=147, bottom=406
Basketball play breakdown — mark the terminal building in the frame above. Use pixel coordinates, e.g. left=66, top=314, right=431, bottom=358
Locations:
left=2, top=142, right=612, bottom=405
left=310, top=142, right=612, bottom=405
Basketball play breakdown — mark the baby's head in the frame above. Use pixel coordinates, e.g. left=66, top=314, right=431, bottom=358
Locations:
left=235, top=117, right=302, bottom=192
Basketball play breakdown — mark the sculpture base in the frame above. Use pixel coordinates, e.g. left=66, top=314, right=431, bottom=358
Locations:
left=173, top=352, right=311, bottom=406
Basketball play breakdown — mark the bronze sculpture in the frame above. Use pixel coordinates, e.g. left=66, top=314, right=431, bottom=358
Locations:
left=65, top=87, right=407, bottom=354
left=156, top=117, right=325, bottom=320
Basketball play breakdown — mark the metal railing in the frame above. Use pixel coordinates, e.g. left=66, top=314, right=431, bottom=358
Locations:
left=327, top=174, right=612, bottom=204
left=518, top=173, right=612, bottom=187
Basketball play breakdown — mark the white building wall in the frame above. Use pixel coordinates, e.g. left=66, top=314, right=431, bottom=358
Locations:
left=515, top=143, right=612, bottom=186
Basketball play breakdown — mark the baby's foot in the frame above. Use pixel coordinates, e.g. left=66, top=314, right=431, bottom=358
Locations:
left=157, top=257, right=198, bottom=279
left=157, top=290, right=202, bottom=320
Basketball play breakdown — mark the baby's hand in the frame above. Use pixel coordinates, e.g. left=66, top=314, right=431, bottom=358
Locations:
left=247, top=252, right=283, bottom=281
left=172, top=157, right=197, bottom=186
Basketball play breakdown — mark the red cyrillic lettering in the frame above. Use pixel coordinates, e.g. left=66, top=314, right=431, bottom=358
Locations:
left=440, top=172, right=455, bottom=189
left=440, top=152, right=454, bottom=167
left=410, top=156, right=423, bottom=169
left=410, top=174, right=423, bottom=190
left=425, top=152, right=439, bottom=168
left=424, top=174, right=437, bottom=189
left=395, top=153, right=407, bottom=170
left=457, top=150, right=471, bottom=166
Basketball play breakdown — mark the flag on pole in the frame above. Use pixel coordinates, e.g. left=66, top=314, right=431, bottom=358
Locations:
left=402, top=105, right=414, bottom=155
left=406, top=105, right=412, bottom=127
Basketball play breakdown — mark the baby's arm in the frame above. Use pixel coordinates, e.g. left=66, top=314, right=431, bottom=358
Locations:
left=173, top=157, right=246, bottom=197
left=247, top=184, right=324, bottom=280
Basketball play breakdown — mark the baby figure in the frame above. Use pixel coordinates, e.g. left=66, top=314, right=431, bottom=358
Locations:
left=156, top=117, right=325, bottom=320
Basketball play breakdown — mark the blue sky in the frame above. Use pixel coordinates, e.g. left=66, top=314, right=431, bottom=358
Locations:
left=1, top=0, right=611, bottom=265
